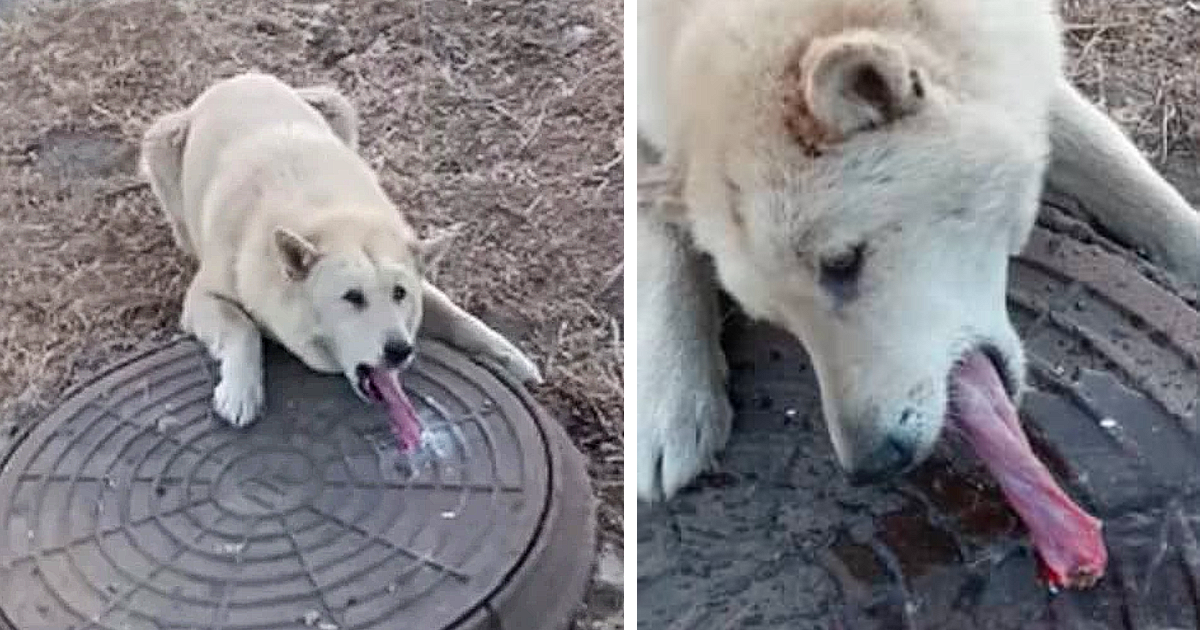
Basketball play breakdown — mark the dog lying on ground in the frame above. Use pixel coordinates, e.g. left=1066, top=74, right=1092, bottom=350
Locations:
left=141, top=73, right=541, bottom=434
left=637, top=0, right=1200, bottom=500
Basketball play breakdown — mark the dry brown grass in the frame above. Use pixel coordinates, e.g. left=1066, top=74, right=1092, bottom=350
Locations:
left=0, top=0, right=622, bottom=602
left=1060, top=0, right=1200, bottom=164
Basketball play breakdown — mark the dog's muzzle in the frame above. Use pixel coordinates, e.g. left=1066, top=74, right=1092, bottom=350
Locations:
left=844, top=432, right=921, bottom=485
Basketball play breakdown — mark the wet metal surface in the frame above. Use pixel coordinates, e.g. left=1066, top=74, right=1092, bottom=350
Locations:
left=638, top=200, right=1200, bottom=629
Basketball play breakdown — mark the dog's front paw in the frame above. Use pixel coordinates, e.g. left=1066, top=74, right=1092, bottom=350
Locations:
left=506, top=350, right=544, bottom=386
left=212, top=370, right=264, bottom=428
left=637, top=378, right=732, bottom=503
left=497, top=349, right=544, bottom=385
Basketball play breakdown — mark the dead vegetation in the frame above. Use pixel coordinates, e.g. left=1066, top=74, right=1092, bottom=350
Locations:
left=1060, top=0, right=1200, bottom=165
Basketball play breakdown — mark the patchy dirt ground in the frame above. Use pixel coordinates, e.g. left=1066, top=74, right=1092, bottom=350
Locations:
left=0, top=0, right=621, bottom=626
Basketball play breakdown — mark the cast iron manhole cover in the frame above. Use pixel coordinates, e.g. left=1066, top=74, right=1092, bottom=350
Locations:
left=638, top=196, right=1200, bottom=629
left=0, top=339, right=594, bottom=630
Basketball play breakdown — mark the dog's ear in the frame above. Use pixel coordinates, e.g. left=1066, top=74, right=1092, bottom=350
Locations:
left=273, top=228, right=320, bottom=280
left=416, top=227, right=458, bottom=274
left=790, top=31, right=926, bottom=149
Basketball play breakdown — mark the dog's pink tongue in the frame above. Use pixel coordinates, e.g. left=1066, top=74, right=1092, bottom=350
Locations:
left=950, top=351, right=1107, bottom=590
left=368, top=368, right=422, bottom=452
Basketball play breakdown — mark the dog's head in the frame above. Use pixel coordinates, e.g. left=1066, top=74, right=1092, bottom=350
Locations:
left=272, top=222, right=453, bottom=400
left=663, top=24, right=1059, bottom=482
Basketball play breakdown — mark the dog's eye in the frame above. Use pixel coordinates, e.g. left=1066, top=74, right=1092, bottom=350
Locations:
left=819, top=244, right=866, bottom=284
left=392, top=285, right=407, bottom=302
left=342, top=289, right=366, bottom=308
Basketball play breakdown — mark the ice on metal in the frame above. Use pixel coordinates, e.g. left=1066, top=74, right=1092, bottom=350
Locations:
left=219, top=542, right=246, bottom=555
left=385, top=402, right=464, bottom=478
left=155, top=413, right=185, bottom=433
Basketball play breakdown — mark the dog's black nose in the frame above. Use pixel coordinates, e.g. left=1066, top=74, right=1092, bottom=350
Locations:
left=845, top=435, right=917, bottom=486
left=383, top=340, right=413, bottom=367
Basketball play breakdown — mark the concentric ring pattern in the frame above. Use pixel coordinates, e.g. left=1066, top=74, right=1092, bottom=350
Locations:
left=0, top=340, right=548, bottom=630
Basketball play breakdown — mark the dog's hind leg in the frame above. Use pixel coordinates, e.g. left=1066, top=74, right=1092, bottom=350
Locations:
left=419, top=281, right=543, bottom=385
left=637, top=210, right=732, bottom=503
left=181, top=273, right=265, bottom=428
left=296, top=86, right=359, bottom=150
left=140, top=108, right=196, bottom=257
left=1047, top=80, right=1200, bottom=288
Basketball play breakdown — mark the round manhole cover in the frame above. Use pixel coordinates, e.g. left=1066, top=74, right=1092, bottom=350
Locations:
left=638, top=197, right=1200, bottom=629
left=0, top=339, right=594, bottom=630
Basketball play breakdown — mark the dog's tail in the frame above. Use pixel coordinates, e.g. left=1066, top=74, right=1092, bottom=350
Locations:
left=140, top=109, right=196, bottom=256
left=295, top=85, right=360, bottom=150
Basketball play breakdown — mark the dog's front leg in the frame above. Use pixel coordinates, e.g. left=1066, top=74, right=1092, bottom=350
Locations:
left=419, top=281, right=543, bottom=385
left=637, top=210, right=732, bottom=503
left=181, top=275, right=265, bottom=427
left=1048, top=80, right=1200, bottom=287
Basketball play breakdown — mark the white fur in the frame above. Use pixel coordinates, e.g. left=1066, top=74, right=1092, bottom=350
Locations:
left=639, top=0, right=1200, bottom=501
left=142, top=73, right=541, bottom=427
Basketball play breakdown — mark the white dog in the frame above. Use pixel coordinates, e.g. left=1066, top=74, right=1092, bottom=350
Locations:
left=141, top=73, right=541, bottom=432
left=638, top=0, right=1200, bottom=501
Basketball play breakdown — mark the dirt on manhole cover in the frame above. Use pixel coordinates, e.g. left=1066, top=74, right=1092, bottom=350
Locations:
left=638, top=197, right=1200, bottom=629
left=0, top=339, right=594, bottom=630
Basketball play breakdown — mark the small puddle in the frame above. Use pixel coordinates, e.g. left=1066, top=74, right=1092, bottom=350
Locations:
left=29, top=128, right=135, bottom=179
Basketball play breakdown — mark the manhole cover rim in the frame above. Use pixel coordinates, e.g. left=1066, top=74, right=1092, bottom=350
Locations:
left=0, top=338, right=594, bottom=630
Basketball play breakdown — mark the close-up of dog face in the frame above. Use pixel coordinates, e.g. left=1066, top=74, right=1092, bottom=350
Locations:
left=667, top=27, right=1057, bottom=482
left=273, top=226, right=451, bottom=401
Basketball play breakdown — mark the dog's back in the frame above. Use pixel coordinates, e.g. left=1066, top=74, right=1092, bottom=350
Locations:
left=179, top=75, right=338, bottom=245
left=184, top=74, right=332, bottom=175
left=175, top=75, right=396, bottom=265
